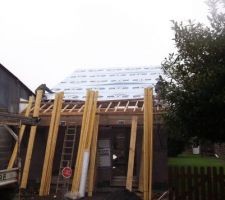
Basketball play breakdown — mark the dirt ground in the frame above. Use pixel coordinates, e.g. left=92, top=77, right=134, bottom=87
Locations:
left=19, top=189, right=143, bottom=200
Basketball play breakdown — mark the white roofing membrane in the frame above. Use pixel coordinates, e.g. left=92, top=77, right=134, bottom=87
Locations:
left=47, top=66, right=162, bottom=101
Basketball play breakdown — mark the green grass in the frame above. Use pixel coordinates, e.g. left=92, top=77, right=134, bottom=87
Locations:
left=168, top=154, right=225, bottom=168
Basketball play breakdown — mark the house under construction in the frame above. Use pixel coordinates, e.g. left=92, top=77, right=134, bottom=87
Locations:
left=9, top=66, right=168, bottom=200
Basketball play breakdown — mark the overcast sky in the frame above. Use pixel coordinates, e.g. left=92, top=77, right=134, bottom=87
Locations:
left=0, top=0, right=209, bottom=91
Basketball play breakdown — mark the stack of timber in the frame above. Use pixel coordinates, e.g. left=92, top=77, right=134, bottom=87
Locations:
left=39, top=92, right=64, bottom=196
left=67, top=90, right=99, bottom=199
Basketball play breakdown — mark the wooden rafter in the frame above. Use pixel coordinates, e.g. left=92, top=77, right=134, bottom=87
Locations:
left=27, top=99, right=165, bottom=117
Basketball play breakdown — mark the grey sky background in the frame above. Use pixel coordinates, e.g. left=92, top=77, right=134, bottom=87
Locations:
left=0, top=0, right=208, bottom=91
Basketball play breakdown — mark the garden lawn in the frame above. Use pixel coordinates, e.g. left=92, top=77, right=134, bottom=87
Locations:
left=168, top=154, right=225, bottom=169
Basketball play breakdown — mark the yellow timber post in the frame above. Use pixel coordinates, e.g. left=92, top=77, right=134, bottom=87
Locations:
left=8, top=96, right=34, bottom=169
left=20, top=90, right=43, bottom=189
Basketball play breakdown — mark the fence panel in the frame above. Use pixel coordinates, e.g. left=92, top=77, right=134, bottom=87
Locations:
left=168, top=166, right=225, bottom=200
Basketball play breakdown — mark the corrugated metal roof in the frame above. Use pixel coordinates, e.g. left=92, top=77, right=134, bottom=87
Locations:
left=47, top=66, right=162, bottom=101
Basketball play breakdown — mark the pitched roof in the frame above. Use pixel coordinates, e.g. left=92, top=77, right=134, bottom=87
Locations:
left=48, top=66, right=162, bottom=101
left=0, top=63, right=34, bottom=95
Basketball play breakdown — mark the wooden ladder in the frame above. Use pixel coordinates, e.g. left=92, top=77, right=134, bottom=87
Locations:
left=55, top=124, right=77, bottom=195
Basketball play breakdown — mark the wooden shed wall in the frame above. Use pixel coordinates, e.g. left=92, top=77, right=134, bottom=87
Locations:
left=0, top=64, right=33, bottom=169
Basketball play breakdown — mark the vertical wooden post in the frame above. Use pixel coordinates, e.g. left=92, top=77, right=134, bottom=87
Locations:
left=39, top=92, right=64, bottom=196
left=20, top=90, right=43, bottom=189
left=138, top=149, right=144, bottom=192
left=71, top=91, right=93, bottom=193
left=126, top=116, right=138, bottom=191
left=8, top=96, right=34, bottom=169
left=45, top=92, right=64, bottom=194
left=143, top=88, right=153, bottom=200
left=71, top=90, right=98, bottom=195
left=88, top=115, right=100, bottom=197
left=143, top=88, right=149, bottom=200
left=39, top=93, right=59, bottom=196
left=148, top=88, right=153, bottom=200
left=85, top=91, right=98, bottom=150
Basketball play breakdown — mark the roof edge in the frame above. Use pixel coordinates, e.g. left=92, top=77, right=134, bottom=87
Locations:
left=0, top=63, right=34, bottom=95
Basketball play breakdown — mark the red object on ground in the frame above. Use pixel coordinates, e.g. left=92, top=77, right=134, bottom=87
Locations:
left=62, top=167, right=72, bottom=178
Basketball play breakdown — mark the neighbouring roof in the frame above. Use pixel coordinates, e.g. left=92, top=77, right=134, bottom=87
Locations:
left=47, top=66, right=162, bottom=101
left=0, top=63, right=34, bottom=95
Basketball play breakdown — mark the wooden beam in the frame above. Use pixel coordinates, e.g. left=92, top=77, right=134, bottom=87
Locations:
left=39, top=94, right=59, bottom=195
left=114, top=101, right=121, bottom=112
left=78, top=105, right=85, bottom=112
left=20, top=91, right=43, bottom=189
left=105, top=102, right=112, bottom=112
left=138, top=144, right=144, bottom=192
left=39, top=92, right=64, bottom=196
left=87, top=115, right=100, bottom=197
left=134, top=100, right=139, bottom=112
left=69, top=104, right=77, bottom=113
left=8, top=95, right=34, bottom=169
left=45, top=92, right=64, bottom=194
left=61, top=103, right=70, bottom=112
left=85, top=91, right=98, bottom=149
left=124, top=101, right=129, bottom=112
left=43, top=104, right=53, bottom=113
left=126, top=116, right=138, bottom=191
left=71, top=90, right=92, bottom=193
left=148, top=88, right=153, bottom=200
left=143, top=88, right=149, bottom=200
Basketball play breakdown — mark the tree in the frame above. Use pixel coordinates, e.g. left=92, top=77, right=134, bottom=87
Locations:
left=161, top=0, right=225, bottom=143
